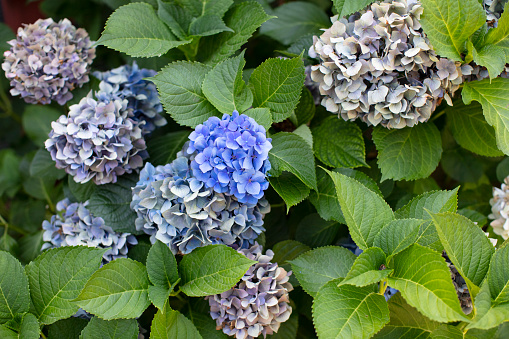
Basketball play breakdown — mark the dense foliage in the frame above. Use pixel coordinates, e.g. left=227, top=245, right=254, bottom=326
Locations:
left=2, top=0, right=509, bottom=338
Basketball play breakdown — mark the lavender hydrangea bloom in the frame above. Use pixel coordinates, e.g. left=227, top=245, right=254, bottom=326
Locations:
left=45, top=93, right=148, bottom=185
left=206, top=243, right=293, bottom=339
left=2, top=18, right=95, bottom=105
left=131, top=143, right=270, bottom=254
left=42, top=198, right=137, bottom=262
left=489, top=176, right=509, bottom=240
left=94, top=62, right=166, bottom=134
left=187, top=111, right=272, bottom=205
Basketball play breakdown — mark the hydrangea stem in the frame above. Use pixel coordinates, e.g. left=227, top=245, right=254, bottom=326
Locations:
left=379, top=279, right=388, bottom=295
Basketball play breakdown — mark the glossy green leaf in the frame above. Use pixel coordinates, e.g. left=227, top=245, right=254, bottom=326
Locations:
left=309, top=168, right=345, bottom=224
left=341, top=248, right=392, bottom=287
left=373, top=219, right=424, bottom=258
left=147, top=241, right=179, bottom=289
left=151, top=304, right=202, bottom=339
left=0, top=252, right=30, bottom=324
left=243, top=108, right=272, bottom=130
left=22, top=106, right=61, bottom=145
left=269, top=172, right=310, bottom=211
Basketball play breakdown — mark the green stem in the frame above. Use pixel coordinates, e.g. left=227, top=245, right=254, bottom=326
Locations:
left=378, top=279, right=387, bottom=295
left=0, top=214, right=27, bottom=235
left=40, top=331, right=47, bottom=339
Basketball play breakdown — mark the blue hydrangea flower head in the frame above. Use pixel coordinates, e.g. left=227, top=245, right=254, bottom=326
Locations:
left=131, top=142, right=270, bottom=254
left=2, top=18, right=95, bottom=105
left=187, top=111, right=272, bottom=205
left=42, top=198, right=137, bottom=262
left=94, top=62, right=166, bottom=134
left=45, top=92, right=148, bottom=185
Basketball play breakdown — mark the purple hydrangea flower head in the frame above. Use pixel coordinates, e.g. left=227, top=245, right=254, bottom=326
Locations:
left=131, top=142, right=270, bottom=254
left=45, top=92, right=148, bottom=185
left=2, top=18, right=95, bottom=105
left=206, top=243, right=293, bottom=339
left=94, top=62, right=166, bottom=134
left=42, top=198, right=137, bottom=262
left=187, top=111, right=272, bottom=205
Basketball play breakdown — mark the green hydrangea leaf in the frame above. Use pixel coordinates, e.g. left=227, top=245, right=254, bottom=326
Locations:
left=441, top=148, right=484, bottom=183
left=289, top=246, right=356, bottom=297
left=148, top=285, right=171, bottom=312
left=462, top=78, right=509, bottom=156
left=447, top=100, right=503, bottom=157
left=178, top=0, right=233, bottom=18
left=0, top=252, right=30, bottom=324
left=47, top=318, right=88, bottom=339
left=487, top=243, right=509, bottom=305
left=341, top=247, right=392, bottom=287
left=388, top=244, right=469, bottom=323
left=313, top=281, right=390, bottom=339
left=76, top=258, right=150, bottom=320
left=67, top=177, right=96, bottom=202
left=189, top=14, right=233, bottom=37
left=202, top=51, right=253, bottom=114
left=272, top=240, right=311, bottom=265
left=79, top=318, right=138, bottom=339
left=151, top=303, right=203, bottom=339
left=429, top=324, right=465, bottom=338
left=259, top=1, right=329, bottom=45
left=312, top=116, right=367, bottom=168
left=250, top=56, right=305, bottom=123
left=472, top=44, right=506, bottom=80
left=269, top=172, right=310, bottom=211
left=22, top=106, right=61, bottom=145
left=188, top=311, right=227, bottom=339
left=26, top=247, right=105, bottom=325
left=157, top=0, right=193, bottom=40
left=293, top=125, right=313, bottom=149
left=179, top=245, right=254, bottom=297
left=484, top=2, right=509, bottom=63
left=295, top=213, right=343, bottom=248
left=146, top=241, right=179, bottom=289
left=419, top=0, right=486, bottom=61
left=327, top=170, right=394, bottom=250
left=292, top=87, right=315, bottom=127
left=372, top=123, right=443, bottom=182
left=29, top=149, right=66, bottom=181
left=16, top=313, right=39, bottom=339
left=309, top=168, right=345, bottom=224
left=466, top=302, right=509, bottom=331
left=243, top=108, right=272, bottom=130
left=146, top=130, right=191, bottom=167
left=97, top=3, right=191, bottom=57
left=373, top=219, right=423, bottom=259
left=333, top=0, right=376, bottom=18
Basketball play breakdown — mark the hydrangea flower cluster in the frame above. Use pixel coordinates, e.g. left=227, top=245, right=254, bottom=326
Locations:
left=206, top=243, right=293, bottom=339
left=131, top=143, right=270, bottom=254
left=308, top=0, right=471, bottom=129
left=187, top=111, right=272, bottom=205
left=94, top=62, right=166, bottom=134
left=45, top=93, right=148, bottom=185
left=2, top=18, right=95, bottom=105
left=489, top=176, right=509, bottom=240
left=42, top=198, right=137, bottom=262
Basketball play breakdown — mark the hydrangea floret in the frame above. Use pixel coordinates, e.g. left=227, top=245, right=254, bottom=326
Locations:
left=2, top=18, right=95, bottom=105
left=131, top=143, right=270, bottom=254
left=206, top=243, right=293, bottom=339
left=45, top=92, right=148, bottom=185
left=308, top=0, right=472, bottom=129
left=94, top=62, right=166, bottom=134
left=187, top=111, right=272, bottom=205
left=489, top=176, right=509, bottom=240
left=42, top=198, right=137, bottom=262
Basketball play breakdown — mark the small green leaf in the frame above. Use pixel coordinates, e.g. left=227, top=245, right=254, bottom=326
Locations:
left=151, top=61, right=221, bottom=128
left=179, top=245, right=254, bottom=297
left=472, top=44, right=506, bottom=80
left=243, top=108, right=272, bottom=130
left=419, top=0, right=486, bottom=61
left=97, top=3, right=191, bottom=57
left=341, top=248, right=392, bottom=287
left=309, top=168, right=345, bottom=223
left=148, top=285, right=171, bottom=312
left=26, top=247, right=105, bottom=325
left=0, top=252, right=30, bottom=324
left=388, top=244, right=469, bottom=323
left=466, top=302, right=509, bottom=330
left=147, top=241, right=179, bottom=289
left=157, top=0, right=193, bottom=40
left=293, top=125, right=313, bottom=149
left=151, top=304, right=203, bottom=339
left=22, top=106, right=61, bottom=145
left=484, top=2, right=509, bottom=63
left=333, top=0, right=376, bottom=18
left=487, top=243, right=509, bottom=305
left=29, top=149, right=66, bottom=181
left=312, top=117, right=367, bottom=168
left=17, top=313, right=39, bottom=339
left=328, top=170, right=394, bottom=250
left=295, top=213, right=343, bottom=248
left=68, top=177, right=96, bottom=202
left=313, top=281, right=390, bottom=339
left=289, top=246, right=356, bottom=297
left=395, top=188, right=459, bottom=219
left=269, top=172, right=310, bottom=211
left=76, top=258, right=150, bottom=320
left=373, top=219, right=423, bottom=259
left=180, top=0, right=233, bottom=18
left=202, top=51, right=253, bottom=114
left=79, top=318, right=138, bottom=339
left=189, top=15, right=233, bottom=37
left=292, top=87, right=315, bottom=126
left=372, top=123, right=443, bottom=181
left=250, top=56, right=305, bottom=123
left=189, top=311, right=227, bottom=339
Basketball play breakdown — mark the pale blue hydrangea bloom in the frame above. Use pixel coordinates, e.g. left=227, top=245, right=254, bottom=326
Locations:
left=94, top=62, right=166, bottom=134
left=42, top=198, right=137, bottom=262
left=2, top=18, right=95, bottom=105
left=131, top=143, right=270, bottom=254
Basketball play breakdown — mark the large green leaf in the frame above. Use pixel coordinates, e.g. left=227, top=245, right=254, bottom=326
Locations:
left=373, top=219, right=423, bottom=259
left=97, top=3, right=190, bottom=57
left=179, top=245, right=254, bottom=297
left=328, top=171, right=394, bottom=250
left=79, top=318, right=138, bottom=339
left=26, top=247, right=105, bottom=325
left=250, top=56, right=305, bottom=123
left=259, top=1, right=329, bottom=45
left=333, top=0, right=376, bottom=18
left=87, top=174, right=138, bottom=233
left=146, top=241, right=179, bottom=289
left=289, top=246, right=356, bottom=297
left=146, top=131, right=191, bottom=166
left=269, top=132, right=317, bottom=190
left=76, top=258, right=150, bottom=319
left=341, top=248, right=392, bottom=287
left=374, top=293, right=440, bottom=338
left=151, top=303, right=203, bottom=339
left=152, top=61, right=221, bottom=128
left=484, top=2, right=509, bottom=62
left=372, top=123, right=442, bottom=181
left=0, top=252, right=30, bottom=324
left=462, top=78, right=509, bottom=156
left=202, top=51, right=253, bottom=114
left=309, top=168, right=345, bottom=223
left=487, top=243, right=509, bottom=305
left=269, top=172, right=310, bottom=211
left=313, top=281, right=390, bottom=339
left=312, top=117, right=367, bottom=168
left=22, top=106, right=61, bottom=145
left=419, top=0, right=486, bottom=61
left=388, top=244, right=469, bottom=322
left=431, top=212, right=494, bottom=297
